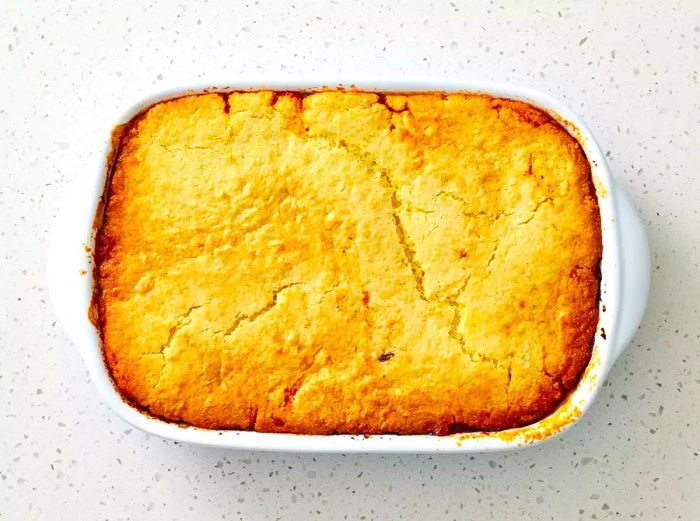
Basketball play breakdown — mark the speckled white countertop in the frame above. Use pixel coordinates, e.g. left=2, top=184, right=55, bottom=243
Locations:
left=2, top=1, right=699, bottom=519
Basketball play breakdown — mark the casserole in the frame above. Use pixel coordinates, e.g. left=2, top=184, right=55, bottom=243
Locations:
left=48, top=78, right=650, bottom=452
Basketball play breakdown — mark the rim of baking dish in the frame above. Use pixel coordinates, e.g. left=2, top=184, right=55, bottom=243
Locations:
left=49, top=78, right=623, bottom=452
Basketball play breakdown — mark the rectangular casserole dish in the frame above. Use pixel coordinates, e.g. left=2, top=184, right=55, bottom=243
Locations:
left=48, top=78, right=650, bottom=452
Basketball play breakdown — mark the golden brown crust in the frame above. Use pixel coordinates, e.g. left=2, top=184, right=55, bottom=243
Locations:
left=95, top=90, right=602, bottom=434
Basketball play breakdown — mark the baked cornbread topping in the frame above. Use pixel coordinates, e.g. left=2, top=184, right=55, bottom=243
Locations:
left=95, top=90, right=602, bottom=434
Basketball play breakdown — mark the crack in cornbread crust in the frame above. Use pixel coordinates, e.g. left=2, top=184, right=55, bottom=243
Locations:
left=95, top=90, right=602, bottom=434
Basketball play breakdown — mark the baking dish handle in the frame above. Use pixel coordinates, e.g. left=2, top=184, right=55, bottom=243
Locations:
left=611, top=185, right=650, bottom=362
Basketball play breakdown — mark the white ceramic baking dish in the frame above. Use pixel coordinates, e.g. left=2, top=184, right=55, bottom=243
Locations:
left=48, top=78, right=650, bottom=452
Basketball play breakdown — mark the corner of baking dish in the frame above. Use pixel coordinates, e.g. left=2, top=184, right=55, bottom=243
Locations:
left=48, top=78, right=627, bottom=452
